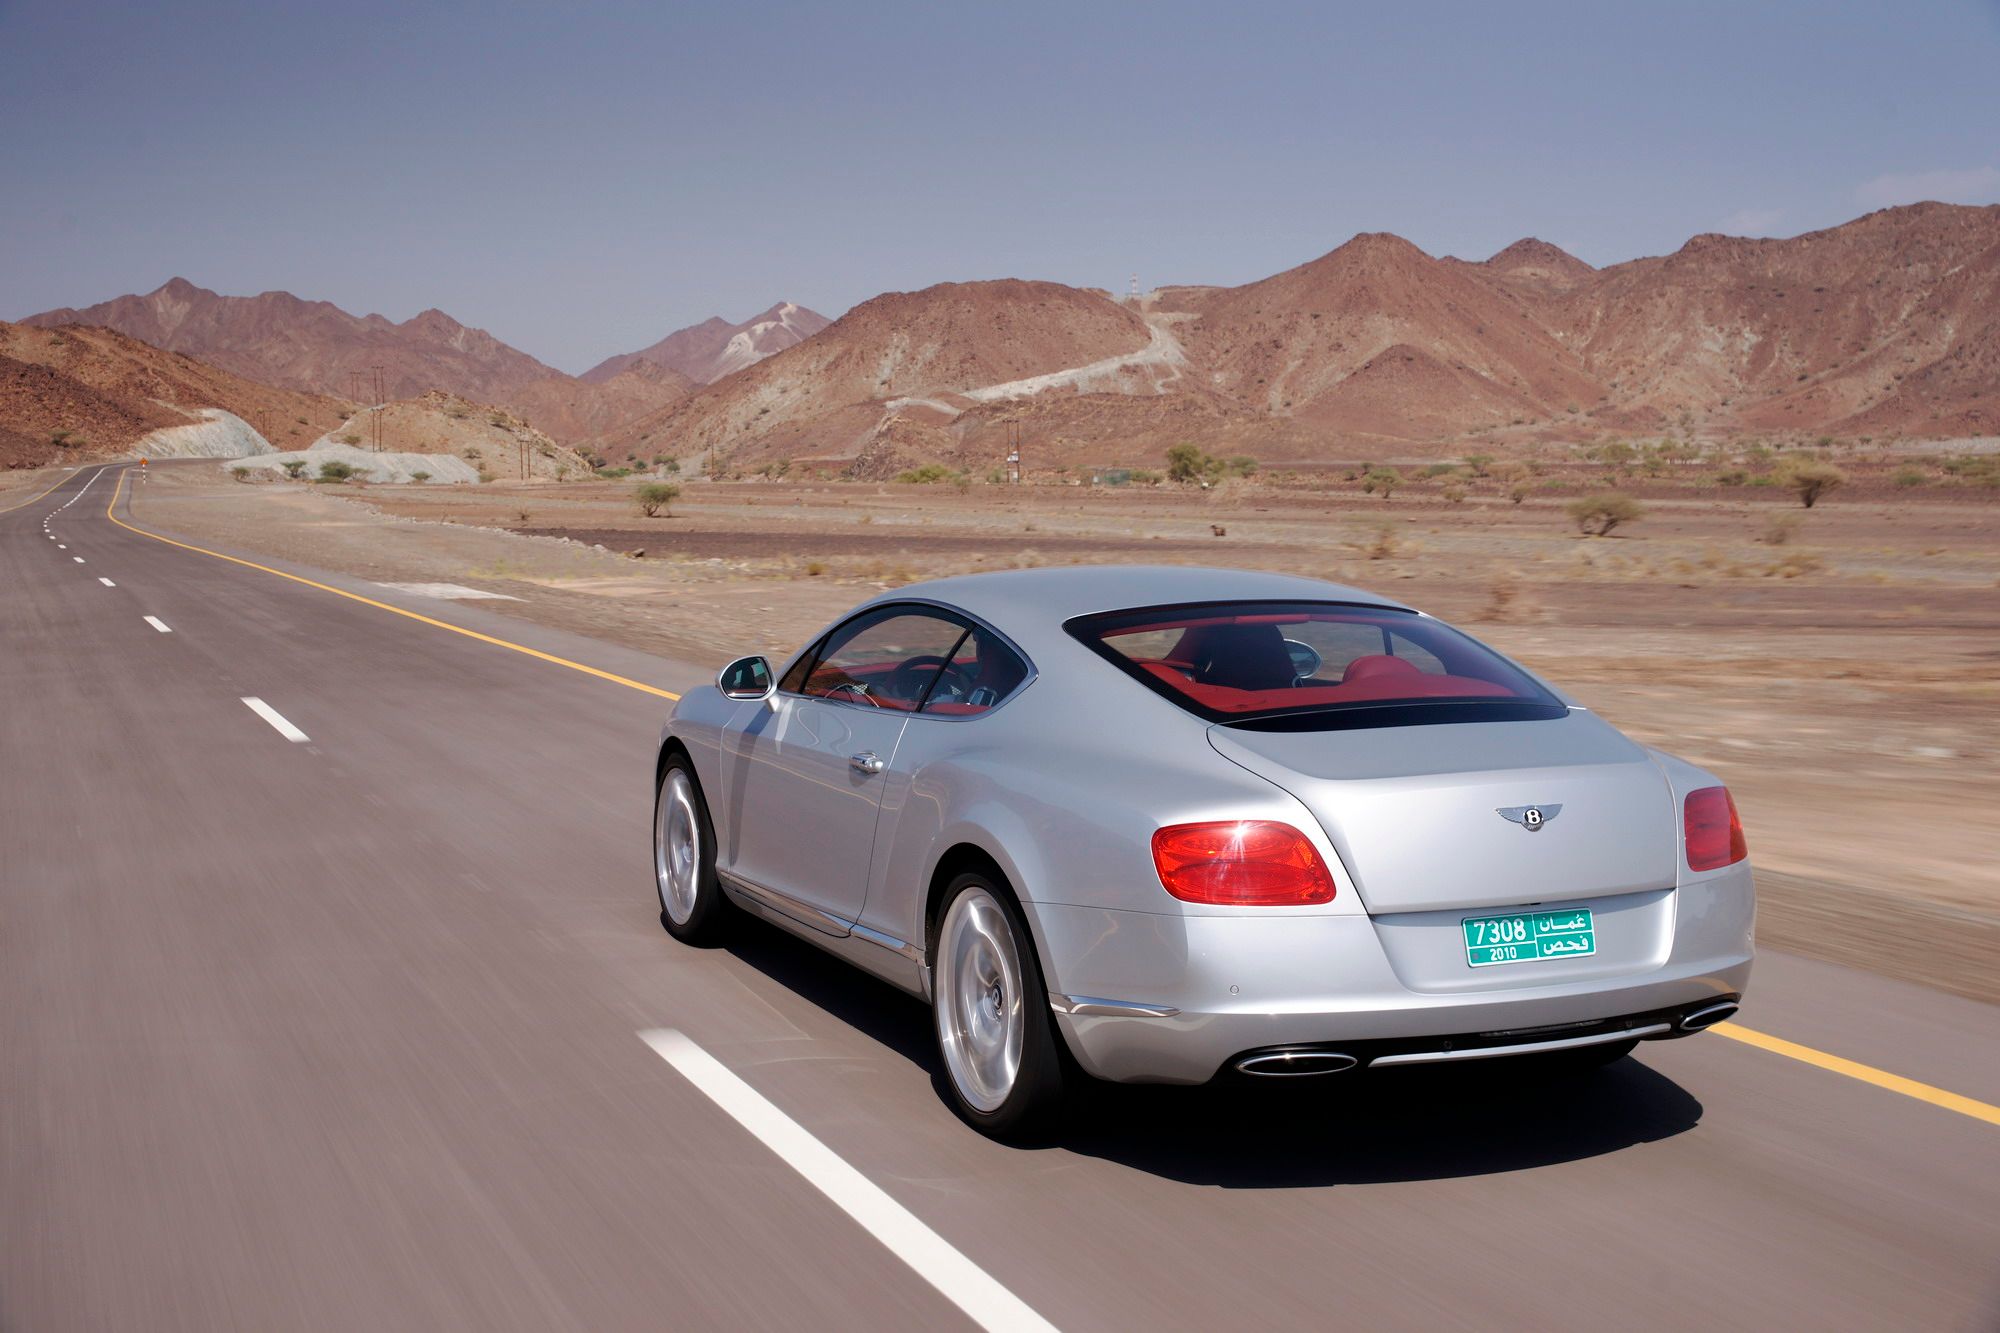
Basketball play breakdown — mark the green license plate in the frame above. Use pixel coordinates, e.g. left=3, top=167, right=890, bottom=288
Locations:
left=1462, top=908, right=1596, bottom=967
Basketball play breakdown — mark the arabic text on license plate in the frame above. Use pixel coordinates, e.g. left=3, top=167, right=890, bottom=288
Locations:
left=1462, top=908, right=1596, bottom=967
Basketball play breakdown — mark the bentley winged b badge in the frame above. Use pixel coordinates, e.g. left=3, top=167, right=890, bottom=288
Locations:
left=1497, top=804, right=1562, bottom=832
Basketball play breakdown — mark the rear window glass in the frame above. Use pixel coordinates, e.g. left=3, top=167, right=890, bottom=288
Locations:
left=1067, top=601, right=1565, bottom=730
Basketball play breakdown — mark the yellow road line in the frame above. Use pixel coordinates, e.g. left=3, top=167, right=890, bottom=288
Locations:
left=0, top=466, right=83, bottom=514
left=1713, top=1022, right=2000, bottom=1126
left=105, top=466, right=680, bottom=702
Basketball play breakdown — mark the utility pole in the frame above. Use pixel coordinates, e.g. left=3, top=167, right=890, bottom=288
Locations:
left=370, top=366, right=385, bottom=451
left=1006, top=420, right=1022, bottom=484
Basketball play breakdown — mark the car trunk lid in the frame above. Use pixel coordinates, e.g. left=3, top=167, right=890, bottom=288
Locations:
left=1209, top=711, right=1677, bottom=915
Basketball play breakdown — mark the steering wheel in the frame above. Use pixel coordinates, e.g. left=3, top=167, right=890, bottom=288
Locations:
left=822, top=681, right=882, bottom=708
left=889, top=655, right=972, bottom=704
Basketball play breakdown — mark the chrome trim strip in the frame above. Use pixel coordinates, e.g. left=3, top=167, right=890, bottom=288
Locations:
left=716, top=870, right=851, bottom=938
left=850, top=923, right=924, bottom=965
left=1049, top=994, right=1181, bottom=1018
left=1369, top=1022, right=1673, bottom=1066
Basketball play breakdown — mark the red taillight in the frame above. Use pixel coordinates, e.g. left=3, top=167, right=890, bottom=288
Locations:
left=1684, top=786, right=1748, bottom=872
left=1151, top=820, right=1337, bottom=906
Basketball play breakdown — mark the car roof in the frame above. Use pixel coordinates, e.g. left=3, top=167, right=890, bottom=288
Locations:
left=871, top=565, right=1410, bottom=635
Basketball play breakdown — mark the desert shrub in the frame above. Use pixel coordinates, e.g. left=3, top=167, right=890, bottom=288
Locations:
left=1462, top=454, right=1493, bottom=476
left=894, top=464, right=962, bottom=484
left=1715, top=469, right=1749, bottom=486
left=804, top=560, right=826, bottom=576
left=1776, top=458, right=1846, bottom=508
left=1507, top=482, right=1531, bottom=505
left=1222, top=455, right=1258, bottom=478
left=279, top=460, right=307, bottom=479
left=410, top=471, right=432, bottom=483
left=664, top=458, right=681, bottom=473
left=1129, top=469, right=1160, bottom=485
left=340, top=433, right=362, bottom=445
left=1760, top=514, right=1800, bottom=545
left=1165, top=443, right=1223, bottom=483
left=1590, top=441, right=1635, bottom=466
left=1361, top=467, right=1401, bottom=499
left=985, top=466, right=1008, bottom=483
left=635, top=482, right=681, bottom=517
left=51, top=429, right=75, bottom=448
left=317, top=460, right=358, bottom=482
left=1567, top=492, right=1644, bottom=537
left=1097, top=468, right=1133, bottom=487
left=230, top=466, right=251, bottom=481
left=595, top=466, right=633, bottom=479
left=1441, top=481, right=1467, bottom=504
left=1891, top=467, right=1926, bottom=488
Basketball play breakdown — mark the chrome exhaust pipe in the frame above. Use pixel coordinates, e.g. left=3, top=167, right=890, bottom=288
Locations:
left=1234, top=1050, right=1359, bottom=1077
left=1679, top=1000, right=1740, bottom=1032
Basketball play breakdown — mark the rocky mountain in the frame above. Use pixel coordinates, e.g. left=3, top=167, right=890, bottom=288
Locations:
left=581, top=302, right=833, bottom=385
left=1538, top=201, right=2000, bottom=439
left=22, top=279, right=701, bottom=447
left=0, top=320, right=347, bottom=468
left=507, top=360, right=697, bottom=448
left=22, top=279, right=562, bottom=406
left=588, top=280, right=1153, bottom=468
left=631, top=203, right=1997, bottom=474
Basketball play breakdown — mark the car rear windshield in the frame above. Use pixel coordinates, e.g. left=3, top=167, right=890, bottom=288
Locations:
left=1066, top=601, right=1567, bottom=730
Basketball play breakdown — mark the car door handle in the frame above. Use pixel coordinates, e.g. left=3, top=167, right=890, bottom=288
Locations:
left=849, top=751, right=885, bottom=775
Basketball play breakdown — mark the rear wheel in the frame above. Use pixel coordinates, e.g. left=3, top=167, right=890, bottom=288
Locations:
left=654, top=755, right=730, bottom=944
left=932, top=873, right=1067, bottom=1138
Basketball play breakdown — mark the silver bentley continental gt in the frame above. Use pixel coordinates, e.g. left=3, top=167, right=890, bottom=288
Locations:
left=652, top=567, right=1753, bottom=1137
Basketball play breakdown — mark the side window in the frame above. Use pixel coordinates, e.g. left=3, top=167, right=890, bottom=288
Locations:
left=919, top=626, right=1031, bottom=716
left=778, top=638, right=823, bottom=695
left=801, top=609, right=969, bottom=710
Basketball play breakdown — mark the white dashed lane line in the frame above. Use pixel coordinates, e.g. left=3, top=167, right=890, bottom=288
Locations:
left=99, top=578, right=115, bottom=587
left=73, top=556, right=85, bottom=564
left=639, top=1029, right=1056, bottom=1333
left=143, top=616, right=172, bottom=633
left=240, top=697, right=310, bottom=743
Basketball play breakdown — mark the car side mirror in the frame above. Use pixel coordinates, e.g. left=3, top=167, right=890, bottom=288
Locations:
left=717, top=655, right=774, bottom=701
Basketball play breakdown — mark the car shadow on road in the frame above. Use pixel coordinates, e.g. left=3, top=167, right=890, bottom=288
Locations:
left=725, top=917, right=1705, bottom=1188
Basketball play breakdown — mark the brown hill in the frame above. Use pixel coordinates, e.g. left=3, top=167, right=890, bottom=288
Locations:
left=0, top=321, right=347, bottom=468
left=22, top=279, right=562, bottom=407
left=506, top=360, right=696, bottom=447
left=592, top=279, right=1152, bottom=467
left=1546, top=202, right=2000, bottom=438
left=588, top=206, right=2000, bottom=476
left=1165, top=232, right=1605, bottom=433
left=20, top=279, right=704, bottom=447
left=582, top=302, right=833, bottom=385
left=1469, top=238, right=1597, bottom=295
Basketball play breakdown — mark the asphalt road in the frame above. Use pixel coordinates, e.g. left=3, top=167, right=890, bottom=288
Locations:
left=4, top=463, right=1997, bottom=1331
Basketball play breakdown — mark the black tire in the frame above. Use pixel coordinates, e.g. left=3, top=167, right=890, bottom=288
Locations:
left=653, top=753, right=732, bottom=945
left=930, top=871, right=1068, bottom=1139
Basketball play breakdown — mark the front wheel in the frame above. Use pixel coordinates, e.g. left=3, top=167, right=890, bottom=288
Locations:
left=654, top=755, right=731, bottom=944
left=932, top=873, right=1067, bottom=1138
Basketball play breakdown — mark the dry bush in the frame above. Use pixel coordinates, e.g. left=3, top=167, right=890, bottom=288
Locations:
left=1566, top=492, right=1644, bottom=536
left=1776, top=458, right=1846, bottom=508
left=1759, top=514, right=1800, bottom=545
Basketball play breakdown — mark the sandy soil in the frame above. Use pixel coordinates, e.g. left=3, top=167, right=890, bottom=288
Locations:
left=131, top=467, right=2000, bottom=997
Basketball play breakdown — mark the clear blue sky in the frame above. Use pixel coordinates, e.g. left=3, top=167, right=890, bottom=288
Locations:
left=4, top=0, right=1997, bottom=373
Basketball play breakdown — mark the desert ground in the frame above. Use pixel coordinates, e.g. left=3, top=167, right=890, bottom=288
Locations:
left=89, top=457, right=2000, bottom=1001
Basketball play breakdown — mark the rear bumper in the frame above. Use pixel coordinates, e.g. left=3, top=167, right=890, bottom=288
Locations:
left=1030, top=865, right=1754, bottom=1084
